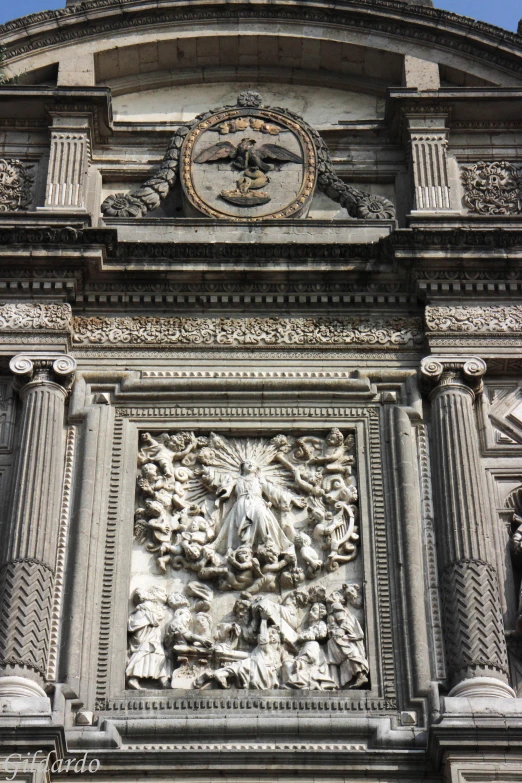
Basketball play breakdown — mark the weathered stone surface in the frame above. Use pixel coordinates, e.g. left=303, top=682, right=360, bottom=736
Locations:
left=0, top=0, right=521, bottom=779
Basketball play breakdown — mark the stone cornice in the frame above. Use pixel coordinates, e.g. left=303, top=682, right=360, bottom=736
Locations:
left=2, top=225, right=522, bottom=257
left=1, top=0, right=521, bottom=78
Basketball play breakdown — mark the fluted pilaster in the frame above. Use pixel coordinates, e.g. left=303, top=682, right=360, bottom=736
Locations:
left=421, top=356, right=514, bottom=698
left=0, top=353, right=76, bottom=690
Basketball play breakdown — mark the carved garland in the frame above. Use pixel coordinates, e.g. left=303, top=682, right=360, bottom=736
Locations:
left=101, top=94, right=395, bottom=221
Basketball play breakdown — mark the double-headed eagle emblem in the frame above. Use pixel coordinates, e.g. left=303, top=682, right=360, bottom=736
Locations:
left=194, top=137, right=303, bottom=207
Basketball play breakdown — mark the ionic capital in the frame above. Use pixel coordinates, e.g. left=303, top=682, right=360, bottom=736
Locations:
left=9, top=353, right=77, bottom=396
left=420, top=355, right=487, bottom=400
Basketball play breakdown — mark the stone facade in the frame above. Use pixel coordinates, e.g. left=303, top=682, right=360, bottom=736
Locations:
left=0, top=0, right=522, bottom=781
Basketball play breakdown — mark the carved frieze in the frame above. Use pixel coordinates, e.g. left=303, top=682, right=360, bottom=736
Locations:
left=462, top=161, right=522, bottom=216
left=73, top=315, right=423, bottom=348
left=0, top=303, right=72, bottom=332
left=129, top=430, right=368, bottom=691
left=0, top=159, right=35, bottom=212
left=426, top=305, right=522, bottom=334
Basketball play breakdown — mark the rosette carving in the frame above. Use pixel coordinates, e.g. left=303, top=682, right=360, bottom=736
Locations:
left=462, top=161, right=522, bottom=216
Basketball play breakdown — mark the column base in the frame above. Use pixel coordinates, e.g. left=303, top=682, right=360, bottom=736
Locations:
left=449, top=677, right=516, bottom=699
left=0, top=676, right=51, bottom=714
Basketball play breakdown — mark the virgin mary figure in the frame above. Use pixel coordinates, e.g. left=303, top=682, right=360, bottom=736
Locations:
left=207, top=460, right=303, bottom=554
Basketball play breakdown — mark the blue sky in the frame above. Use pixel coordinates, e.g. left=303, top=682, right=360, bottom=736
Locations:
left=0, top=0, right=519, bottom=30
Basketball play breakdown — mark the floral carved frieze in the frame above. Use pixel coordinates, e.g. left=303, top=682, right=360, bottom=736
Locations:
left=73, top=316, right=423, bottom=348
left=0, top=303, right=72, bottom=331
left=129, top=430, right=369, bottom=691
left=426, top=305, right=522, bottom=333
left=0, top=159, right=35, bottom=212
left=461, top=161, right=522, bottom=216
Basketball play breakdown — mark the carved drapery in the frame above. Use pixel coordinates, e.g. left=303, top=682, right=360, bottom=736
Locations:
left=0, top=353, right=76, bottom=688
left=421, top=356, right=514, bottom=698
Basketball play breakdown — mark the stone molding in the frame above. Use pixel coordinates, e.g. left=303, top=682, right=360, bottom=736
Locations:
left=72, top=315, right=423, bottom=348
left=46, top=424, right=76, bottom=682
left=2, top=0, right=522, bottom=81
left=93, top=407, right=399, bottom=713
left=426, top=305, right=522, bottom=334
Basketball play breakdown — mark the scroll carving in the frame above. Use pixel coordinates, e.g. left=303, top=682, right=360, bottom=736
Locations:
left=73, top=315, right=423, bottom=348
left=0, top=303, right=72, bottom=332
left=426, top=305, right=522, bottom=333
left=462, top=161, right=522, bottom=216
left=0, top=159, right=35, bottom=212
left=128, top=430, right=368, bottom=691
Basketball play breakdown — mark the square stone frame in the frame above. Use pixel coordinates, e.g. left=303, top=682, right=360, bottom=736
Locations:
left=81, top=403, right=398, bottom=719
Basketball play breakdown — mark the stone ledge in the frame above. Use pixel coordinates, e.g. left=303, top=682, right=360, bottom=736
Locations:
left=101, top=218, right=395, bottom=245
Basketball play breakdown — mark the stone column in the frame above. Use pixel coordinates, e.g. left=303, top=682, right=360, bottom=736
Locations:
left=406, top=112, right=451, bottom=213
left=43, top=114, right=91, bottom=211
left=421, top=356, right=514, bottom=698
left=0, top=353, right=76, bottom=702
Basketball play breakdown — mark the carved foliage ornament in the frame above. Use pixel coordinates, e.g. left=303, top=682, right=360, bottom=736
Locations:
left=73, top=315, right=423, bottom=347
left=128, top=430, right=369, bottom=691
left=462, top=161, right=522, bottom=216
left=102, top=93, right=395, bottom=222
left=426, top=305, right=522, bottom=333
left=0, top=303, right=72, bottom=331
left=0, top=159, right=35, bottom=212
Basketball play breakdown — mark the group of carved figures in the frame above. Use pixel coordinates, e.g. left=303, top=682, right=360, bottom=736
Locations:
left=129, top=428, right=366, bottom=690
left=126, top=581, right=369, bottom=691
left=134, top=428, right=360, bottom=594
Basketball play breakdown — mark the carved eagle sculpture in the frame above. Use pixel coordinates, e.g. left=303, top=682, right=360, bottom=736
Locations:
left=194, top=137, right=303, bottom=172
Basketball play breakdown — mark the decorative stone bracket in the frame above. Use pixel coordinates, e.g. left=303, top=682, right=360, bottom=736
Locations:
left=404, top=110, right=452, bottom=213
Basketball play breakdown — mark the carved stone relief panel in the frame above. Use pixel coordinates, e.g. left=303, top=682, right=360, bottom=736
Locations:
left=461, top=161, right=522, bottom=216
left=128, top=429, right=368, bottom=692
left=0, top=159, right=35, bottom=212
